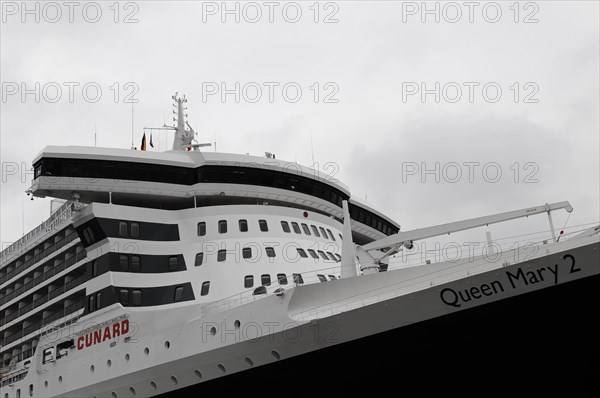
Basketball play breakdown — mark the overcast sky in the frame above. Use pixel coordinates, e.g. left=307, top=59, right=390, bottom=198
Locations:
left=1, top=1, right=599, bottom=257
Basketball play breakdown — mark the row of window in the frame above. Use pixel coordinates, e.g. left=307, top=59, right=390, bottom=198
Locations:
left=197, top=218, right=339, bottom=242
left=194, top=247, right=341, bottom=266
left=244, top=273, right=337, bottom=289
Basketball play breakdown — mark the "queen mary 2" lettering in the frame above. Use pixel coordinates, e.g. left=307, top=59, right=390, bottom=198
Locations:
left=77, top=319, right=130, bottom=350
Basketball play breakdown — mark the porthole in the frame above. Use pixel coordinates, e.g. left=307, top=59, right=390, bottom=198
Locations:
left=58, top=376, right=62, bottom=383
left=217, top=363, right=226, bottom=373
left=107, top=359, right=112, bottom=367
left=129, top=386, right=136, bottom=396
left=164, top=341, right=170, bottom=350
left=271, top=350, right=281, bottom=360
left=90, top=365, right=95, bottom=373
left=194, top=369, right=202, bottom=379
left=125, top=353, right=130, bottom=362
left=150, top=381, right=157, bottom=390
left=210, top=326, right=216, bottom=336
left=234, top=320, right=241, bottom=329
left=144, top=347, right=150, bottom=355
left=170, top=375, right=178, bottom=385
left=245, top=357, right=254, bottom=367
left=44, top=381, right=48, bottom=388
left=111, top=392, right=117, bottom=398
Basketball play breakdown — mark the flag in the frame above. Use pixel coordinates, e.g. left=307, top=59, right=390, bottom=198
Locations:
left=150, top=132, right=154, bottom=148
left=141, top=133, right=147, bottom=151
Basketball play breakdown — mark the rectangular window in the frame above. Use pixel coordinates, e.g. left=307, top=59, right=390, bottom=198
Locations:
left=319, top=227, right=328, bottom=239
left=328, top=275, right=336, bottom=281
left=317, top=274, right=327, bottom=282
left=130, top=255, right=141, bottom=272
left=239, top=219, right=248, bottom=232
left=281, top=221, right=291, bottom=233
left=297, top=248, right=308, bottom=258
left=218, top=220, right=228, bottom=234
left=327, top=229, right=336, bottom=241
left=265, top=247, right=276, bottom=258
left=96, top=292, right=102, bottom=310
left=174, top=286, right=184, bottom=302
left=277, top=273, right=288, bottom=285
left=130, top=222, right=140, bottom=238
left=244, top=275, right=254, bottom=288
left=201, top=281, right=210, bottom=296
left=261, top=274, right=271, bottom=286
left=334, top=254, right=341, bottom=262
left=339, top=234, right=343, bottom=241
left=318, top=250, right=328, bottom=260
left=119, top=254, right=129, bottom=272
left=119, top=221, right=128, bottom=237
left=82, top=228, right=91, bottom=244
left=242, top=247, right=252, bottom=259
left=119, top=289, right=129, bottom=306
left=217, top=250, right=227, bottom=262
left=301, top=223, right=311, bottom=235
left=293, top=273, right=304, bottom=284
left=168, top=256, right=178, bottom=271
left=92, top=260, right=98, bottom=277
left=132, top=290, right=142, bottom=306
left=307, top=249, right=319, bottom=259
left=291, top=222, right=301, bottom=234
left=311, top=225, right=320, bottom=237
left=377, top=220, right=383, bottom=232
left=259, top=219, right=269, bottom=232
left=88, top=295, right=95, bottom=312
left=197, top=222, right=206, bottom=236
left=195, top=253, right=204, bottom=267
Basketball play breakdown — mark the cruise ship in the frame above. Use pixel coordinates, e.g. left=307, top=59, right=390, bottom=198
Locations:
left=1, top=94, right=598, bottom=397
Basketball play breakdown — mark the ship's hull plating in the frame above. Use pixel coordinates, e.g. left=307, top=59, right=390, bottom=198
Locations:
left=161, top=273, right=599, bottom=396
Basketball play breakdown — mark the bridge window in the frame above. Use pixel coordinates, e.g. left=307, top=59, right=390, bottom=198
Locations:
left=317, top=274, right=327, bottom=282
left=132, top=289, right=142, bottom=306
left=281, top=221, right=290, bottom=233
left=131, top=222, right=140, bottom=238
left=293, top=273, right=304, bottom=284
left=307, top=249, right=318, bottom=259
left=327, top=252, right=337, bottom=262
left=261, top=274, right=271, bottom=286
left=239, top=219, right=248, bottom=232
left=335, top=254, right=341, bottom=262
left=174, top=286, right=184, bottom=302
left=318, top=250, right=328, bottom=260
left=168, top=256, right=178, bottom=271
left=195, top=253, right=204, bottom=267
left=242, top=247, right=252, bottom=259
left=119, top=221, right=128, bottom=237
left=301, top=223, right=311, bottom=235
left=218, top=220, right=227, bottom=234
left=277, top=273, right=288, bottom=285
left=217, top=250, right=227, bottom=262
left=201, top=282, right=210, bottom=296
left=328, top=275, right=336, bottom=281
left=311, top=225, right=320, bottom=237
left=197, top=222, right=206, bottom=236
left=291, top=222, right=301, bottom=234
left=259, top=219, right=269, bottom=232
left=244, top=275, right=254, bottom=288
left=327, top=229, right=336, bottom=241
left=265, top=247, right=276, bottom=258
left=297, top=248, right=308, bottom=258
